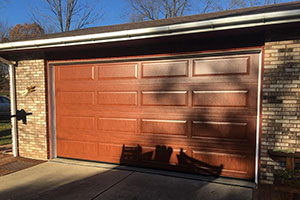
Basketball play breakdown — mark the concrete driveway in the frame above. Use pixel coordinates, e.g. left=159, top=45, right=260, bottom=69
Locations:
left=0, top=159, right=253, bottom=200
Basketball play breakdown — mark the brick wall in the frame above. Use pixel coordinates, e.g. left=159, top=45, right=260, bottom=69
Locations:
left=15, top=60, right=48, bottom=160
left=261, top=40, right=300, bottom=184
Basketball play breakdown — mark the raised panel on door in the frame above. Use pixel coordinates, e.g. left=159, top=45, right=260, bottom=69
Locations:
left=98, top=63, right=138, bottom=79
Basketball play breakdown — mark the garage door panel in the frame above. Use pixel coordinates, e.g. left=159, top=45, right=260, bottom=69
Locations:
left=142, top=60, right=188, bottom=78
left=97, top=118, right=138, bottom=133
left=58, top=92, right=95, bottom=105
left=192, top=150, right=254, bottom=178
left=191, top=119, right=256, bottom=145
left=141, top=91, right=188, bottom=106
left=191, top=120, right=248, bottom=140
left=193, top=56, right=249, bottom=76
left=58, top=65, right=95, bottom=81
left=98, top=63, right=138, bottom=79
left=97, top=91, right=138, bottom=106
left=192, top=90, right=248, bottom=107
left=141, top=119, right=188, bottom=136
left=98, top=143, right=123, bottom=163
left=57, top=140, right=99, bottom=160
left=58, top=116, right=96, bottom=130
left=55, top=52, right=259, bottom=179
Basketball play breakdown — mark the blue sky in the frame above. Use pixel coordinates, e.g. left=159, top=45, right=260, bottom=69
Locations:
left=1, top=0, right=128, bottom=27
left=1, top=0, right=297, bottom=29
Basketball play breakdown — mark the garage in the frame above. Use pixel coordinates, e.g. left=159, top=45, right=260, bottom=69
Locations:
left=1, top=2, right=300, bottom=185
left=54, top=50, right=259, bottom=179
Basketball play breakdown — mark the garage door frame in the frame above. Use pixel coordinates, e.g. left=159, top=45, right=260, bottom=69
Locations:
left=47, top=47, right=263, bottom=183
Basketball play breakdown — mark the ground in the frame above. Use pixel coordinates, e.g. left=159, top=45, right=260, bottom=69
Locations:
left=0, top=153, right=44, bottom=176
left=0, top=159, right=253, bottom=200
left=1, top=155, right=300, bottom=200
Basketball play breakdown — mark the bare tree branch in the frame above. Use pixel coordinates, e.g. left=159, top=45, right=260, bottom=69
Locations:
left=128, top=0, right=191, bottom=21
left=31, top=0, right=103, bottom=33
left=195, top=0, right=278, bottom=15
left=214, top=0, right=279, bottom=11
left=0, top=20, right=10, bottom=42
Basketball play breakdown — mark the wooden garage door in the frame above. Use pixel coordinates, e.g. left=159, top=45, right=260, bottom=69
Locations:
left=55, top=52, right=259, bottom=179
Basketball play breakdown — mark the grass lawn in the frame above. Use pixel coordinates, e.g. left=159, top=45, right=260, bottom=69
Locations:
left=0, top=91, right=10, bottom=97
left=0, top=120, right=11, bottom=146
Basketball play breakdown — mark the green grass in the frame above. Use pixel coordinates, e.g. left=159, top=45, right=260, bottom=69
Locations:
left=0, top=91, right=10, bottom=97
left=0, top=120, right=11, bottom=146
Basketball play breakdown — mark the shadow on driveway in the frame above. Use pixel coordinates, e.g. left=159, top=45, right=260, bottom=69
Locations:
left=0, top=160, right=253, bottom=200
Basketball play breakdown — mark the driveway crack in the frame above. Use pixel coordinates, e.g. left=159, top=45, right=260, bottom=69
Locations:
left=90, top=171, right=135, bottom=200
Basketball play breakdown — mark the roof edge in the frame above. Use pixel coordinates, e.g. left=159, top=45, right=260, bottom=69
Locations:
left=1, top=9, right=300, bottom=52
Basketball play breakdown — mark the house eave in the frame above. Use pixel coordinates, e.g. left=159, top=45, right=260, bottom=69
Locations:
left=0, top=9, right=300, bottom=52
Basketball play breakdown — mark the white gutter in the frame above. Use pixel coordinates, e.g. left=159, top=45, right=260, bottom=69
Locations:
left=0, top=9, right=300, bottom=51
left=0, top=57, right=18, bottom=157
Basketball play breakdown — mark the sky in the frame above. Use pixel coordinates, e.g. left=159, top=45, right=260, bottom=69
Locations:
left=0, top=0, right=298, bottom=30
left=1, top=0, right=128, bottom=28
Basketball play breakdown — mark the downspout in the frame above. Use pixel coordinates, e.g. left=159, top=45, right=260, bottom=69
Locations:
left=0, top=57, right=18, bottom=157
left=9, top=63, right=18, bottom=157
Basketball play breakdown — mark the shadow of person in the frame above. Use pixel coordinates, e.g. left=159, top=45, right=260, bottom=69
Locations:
left=120, top=144, right=173, bottom=165
left=154, top=145, right=173, bottom=164
left=177, top=149, right=223, bottom=177
left=120, top=144, right=142, bottom=162
left=120, top=144, right=223, bottom=178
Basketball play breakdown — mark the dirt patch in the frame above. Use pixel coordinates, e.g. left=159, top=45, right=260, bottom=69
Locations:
left=253, top=184, right=300, bottom=200
left=0, top=153, right=45, bottom=176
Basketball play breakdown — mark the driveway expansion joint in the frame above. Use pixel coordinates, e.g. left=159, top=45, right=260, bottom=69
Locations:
left=90, top=171, right=135, bottom=200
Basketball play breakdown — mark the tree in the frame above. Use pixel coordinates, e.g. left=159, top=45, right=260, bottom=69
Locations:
left=128, top=0, right=190, bottom=21
left=8, top=23, right=44, bottom=41
left=0, top=1, right=10, bottom=95
left=264, top=0, right=277, bottom=5
left=0, top=20, right=10, bottom=42
left=127, top=0, right=281, bottom=22
left=198, top=0, right=278, bottom=13
left=0, top=0, right=11, bottom=42
left=31, top=0, right=103, bottom=33
left=0, top=62, right=9, bottom=95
